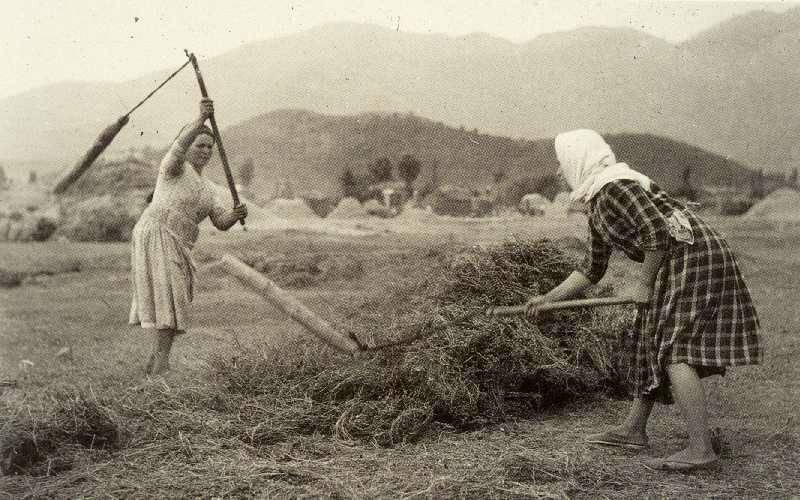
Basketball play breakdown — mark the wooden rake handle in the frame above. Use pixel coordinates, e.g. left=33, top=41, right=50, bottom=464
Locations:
left=486, top=297, right=635, bottom=317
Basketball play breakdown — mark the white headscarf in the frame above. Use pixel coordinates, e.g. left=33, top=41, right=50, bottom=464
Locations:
left=554, top=129, right=652, bottom=203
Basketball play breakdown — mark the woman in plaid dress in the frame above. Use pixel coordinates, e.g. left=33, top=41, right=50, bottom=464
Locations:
left=526, top=129, right=762, bottom=471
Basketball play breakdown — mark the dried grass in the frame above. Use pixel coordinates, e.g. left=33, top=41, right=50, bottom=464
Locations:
left=209, top=238, right=632, bottom=446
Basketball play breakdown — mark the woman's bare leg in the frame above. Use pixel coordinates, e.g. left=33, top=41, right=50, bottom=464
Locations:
left=620, top=397, right=655, bottom=439
left=150, top=329, right=177, bottom=375
left=587, top=398, right=654, bottom=446
left=661, top=363, right=718, bottom=463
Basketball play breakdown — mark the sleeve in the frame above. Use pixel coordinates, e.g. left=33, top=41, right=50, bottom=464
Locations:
left=158, top=142, right=187, bottom=178
left=206, top=180, right=228, bottom=222
left=576, top=221, right=612, bottom=284
left=600, top=181, right=673, bottom=252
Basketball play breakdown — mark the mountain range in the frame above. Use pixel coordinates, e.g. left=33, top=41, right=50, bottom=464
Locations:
left=3, top=8, right=800, bottom=177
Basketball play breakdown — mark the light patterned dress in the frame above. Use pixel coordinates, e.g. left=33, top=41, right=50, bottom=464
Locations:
left=128, top=149, right=226, bottom=331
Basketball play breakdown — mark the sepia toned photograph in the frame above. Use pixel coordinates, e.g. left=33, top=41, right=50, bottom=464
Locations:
left=0, top=0, right=796, bottom=497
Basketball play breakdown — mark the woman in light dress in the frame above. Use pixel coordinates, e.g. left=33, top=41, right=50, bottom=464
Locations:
left=129, top=98, right=247, bottom=375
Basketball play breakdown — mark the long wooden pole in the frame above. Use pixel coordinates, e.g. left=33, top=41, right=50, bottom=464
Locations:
left=221, top=254, right=361, bottom=353
left=486, top=297, right=635, bottom=317
left=184, top=50, right=245, bottom=226
left=52, top=58, right=192, bottom=195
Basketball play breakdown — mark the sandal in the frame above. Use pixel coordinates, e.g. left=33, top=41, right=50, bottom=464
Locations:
left=642, top=456, right=718, bottom=472
left=586, top=430, right=648, bottom=450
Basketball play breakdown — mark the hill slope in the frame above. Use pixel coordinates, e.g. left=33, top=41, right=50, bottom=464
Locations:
left=197, top=110, right=755, bottom=198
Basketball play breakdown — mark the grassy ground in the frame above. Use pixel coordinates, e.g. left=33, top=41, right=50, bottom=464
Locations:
left=1, top=217, right=798, bottom=498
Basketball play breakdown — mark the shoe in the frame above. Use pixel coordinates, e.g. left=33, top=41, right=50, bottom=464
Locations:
left=586, top=430, right=648, bottom=450
left=642, top=456, right=718, bottom=472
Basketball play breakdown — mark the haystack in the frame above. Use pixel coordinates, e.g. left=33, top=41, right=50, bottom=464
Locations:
left=266, top=198, right=318, bottom=219
left=363, top=199, right=396, bottom=218
left=216, top=239, right=630, bottom=446
left=745, top=188, right=800, bottom=221
left=56, top=195, right=144, bottom=242
left=519, top=193, right=550, bottom=216
left=431, top=185, right=472, bottom=216
left=328, top=197, right=366, bottom=219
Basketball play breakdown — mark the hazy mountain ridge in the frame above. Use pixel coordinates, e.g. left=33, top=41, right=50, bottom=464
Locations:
left=3, top=9, right=799, bottom=175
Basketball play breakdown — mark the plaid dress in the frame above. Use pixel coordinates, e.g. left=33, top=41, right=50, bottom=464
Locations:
left=577, top=180, right=762, bottom=403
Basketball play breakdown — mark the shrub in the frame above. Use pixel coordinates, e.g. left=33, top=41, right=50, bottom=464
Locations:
left=30, top=217, right=58, bottom=242
left=0, top=268, right=23, bottom=288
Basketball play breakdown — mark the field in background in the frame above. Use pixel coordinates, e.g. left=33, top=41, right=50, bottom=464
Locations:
left=1, top=215, right=798, bottom=498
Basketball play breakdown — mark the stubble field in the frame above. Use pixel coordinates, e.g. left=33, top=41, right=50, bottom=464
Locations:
left=1, top=214, right=798, bottom=498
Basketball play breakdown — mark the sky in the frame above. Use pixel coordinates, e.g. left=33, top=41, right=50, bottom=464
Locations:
left=2, top=0, right=797, bottom=100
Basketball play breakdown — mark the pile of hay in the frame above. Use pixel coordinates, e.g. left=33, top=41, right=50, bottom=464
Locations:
left=56, top=194, right=145, bottom=242
left=0, top=393, right=120, bottom=476
left=212, top=239, right=631, bottom=446
left=266, top=198, right=318, bottom=219
left=327, top=197, right=366, bottom=219
left=431, top=185, right=473, bottom=217
left=518, top=193, right=550, bottom=216
left=745, top=188, right=800, bottom=221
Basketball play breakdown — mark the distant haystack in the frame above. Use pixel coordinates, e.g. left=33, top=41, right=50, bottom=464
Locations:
left=545, top=192, right=572, bottom=216
left=394, top=201, right=437, bottom=223
left=363, top=199, right=396, bottom=218
left=0, top=184, right=50, bottom=213
left=745, top=188, right=800, bottom=221
left=553, top=192, right=571, bottom=207
left=206, top=181, right=272, bottom=222
left=266, top=198, right=318, bottom=219
left=432, top=185, right=472, bottom=217
left=519, top=193, right=550, bottom=216
left=328, top=197, right=365, bottom=219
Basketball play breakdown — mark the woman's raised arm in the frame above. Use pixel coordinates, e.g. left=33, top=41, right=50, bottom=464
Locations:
left=161, top=99, right=214, bottom=177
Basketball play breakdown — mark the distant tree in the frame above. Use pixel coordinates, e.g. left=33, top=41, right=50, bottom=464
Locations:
left=674, top=165, right=697, bottom=201
left=0, top=164, right=7, bottom=189
left=368, top=157, right=393, bottom=183
left=750, top=168, right=765, bottom=200
left=418, top=159, right=441, bottom=201
left=339, top=168, right=359, bottom=199
left=787, top=167, right=798, bottom=188
left=534, top=173, right=562, bottom=202
left=339, top=168, right=371, bottom=202
left=397, top=154, right=422, bottom=196
left=28, top=170, right=37, bottom=184
left=238, top=158, right=255, bottom=187
left=493, top=169, right=507, bottom=185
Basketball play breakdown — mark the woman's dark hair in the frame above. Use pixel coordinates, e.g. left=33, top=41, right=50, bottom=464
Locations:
left=196, top=124, right=215, bottom=142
